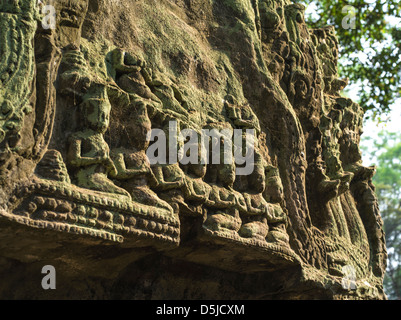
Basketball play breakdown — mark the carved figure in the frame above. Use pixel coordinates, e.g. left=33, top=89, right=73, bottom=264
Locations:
left=67, top=86, right=130, bottom=197
left=110, top=100, right=173, bottom=213
left=180, top=139, right=212, bottom=216
left=0, top=0, right=387, bottom=300
left=109, top=48, right=159, bottom=102
left=203, top=130, right=246, bottom=235
left=0, top=0, right=36, bottom=170
left=320, top=108, right=354, bottom=193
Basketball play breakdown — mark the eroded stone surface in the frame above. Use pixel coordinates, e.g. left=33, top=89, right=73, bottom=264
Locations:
left=0, top=0, right=386, bottom=299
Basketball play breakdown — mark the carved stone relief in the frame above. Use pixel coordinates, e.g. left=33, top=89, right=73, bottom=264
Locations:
left=0, top=0, right=386, bottom=299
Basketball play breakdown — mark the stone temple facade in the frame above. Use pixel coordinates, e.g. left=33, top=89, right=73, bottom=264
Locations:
left=0, top=0, right=386, bottom=299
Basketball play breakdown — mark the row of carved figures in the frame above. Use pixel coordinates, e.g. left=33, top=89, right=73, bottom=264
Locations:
left=37, top=72, right=289, bottom=246
left=29, top=38, right=289, bottom=246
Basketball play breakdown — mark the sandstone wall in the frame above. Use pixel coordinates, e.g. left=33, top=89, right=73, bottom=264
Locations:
left=0, top=0, right=386, bottom=299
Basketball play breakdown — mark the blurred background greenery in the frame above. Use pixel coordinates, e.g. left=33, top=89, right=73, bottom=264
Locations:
left=300, top=0, right=401, bottom=299
left=361, top=132, right=401, bottom=299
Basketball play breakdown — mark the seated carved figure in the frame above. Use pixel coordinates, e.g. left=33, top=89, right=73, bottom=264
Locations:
left=110, top=100, right=173, bottom=214
left=180, top=159, right=212, bottom=216
left=67, top=87, right=130, bottom=198
left=238, top=153, right=269, bottom=240
left=109, top=48, right=160, bottom=102
left=239, top=162, right=288, bottom=244
left=203, top=157, right=247, bottom=235
left=152, top=163, right=185, bottom=191
left=239, top=166, right=270, bottom=240
left=264, top=165, right=290, bottom=245
left=109, top=48, right=190, bottom=121
left=146, top=120, right=187, bottom=213
left=182, top=163, right=210, bottom=202
left=111, top=149, right=173, bottom=213
left=150, top=162, right=186, bottom=215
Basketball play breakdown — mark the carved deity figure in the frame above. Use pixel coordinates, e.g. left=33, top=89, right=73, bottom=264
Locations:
left=109, top=48, right=159, bottom=102
left=239, top=154, right=289, bottom=245
left=238, top=159, right=270, bottom=241
left=203, top=162, right=244, bottom=234
left=147, top=120, right=187, bottom=213
left=320, top=108, right=354, bottom=194
left=180, top=140, right=212, bottom=216
left=110, top=100, right=173, bottom=213
left=67, top=86, right=130, bottom=197
left=263, top=165, right=290, bottom=245
left=109, top=48, right=189, bottom=122
left=182, top=163, right=210, bottom=203
left=203, top=131, right=247, bottom=235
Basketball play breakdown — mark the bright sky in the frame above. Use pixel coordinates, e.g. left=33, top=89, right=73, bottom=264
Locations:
left=363, top=109, right=400, bottom=137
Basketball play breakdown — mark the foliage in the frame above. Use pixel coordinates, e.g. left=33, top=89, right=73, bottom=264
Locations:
left=300, top=0, right=401, bottom=120
left=362, top=131, right=401, bottom=299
